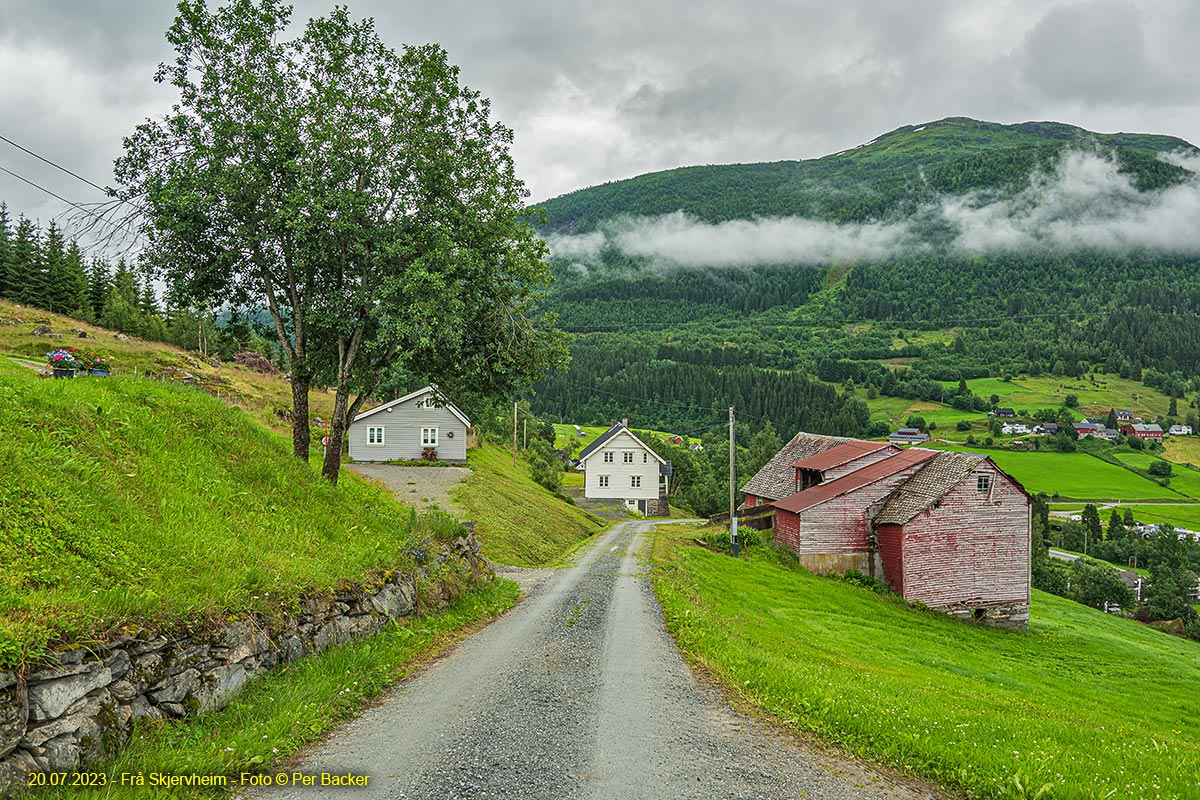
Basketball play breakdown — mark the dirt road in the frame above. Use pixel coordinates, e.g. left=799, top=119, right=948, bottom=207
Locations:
left=248, top=522, right=943, bottom=800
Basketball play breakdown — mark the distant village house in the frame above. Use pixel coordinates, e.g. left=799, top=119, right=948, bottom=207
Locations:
left=1121, top=423, right=1164, bottom=442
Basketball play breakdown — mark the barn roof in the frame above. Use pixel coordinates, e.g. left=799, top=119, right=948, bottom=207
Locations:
left=772, top=448, right=937, bottom=514
left=740, top=432, right=852, bottom=501
left=872, top=451, right=988, bottom=526
left=791, top=440, right=894, bottom=471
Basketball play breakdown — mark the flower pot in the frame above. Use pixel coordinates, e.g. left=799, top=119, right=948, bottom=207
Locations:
left=52, top=367, right=76, bottom=379
left=88, top=368, right=111, bottom=377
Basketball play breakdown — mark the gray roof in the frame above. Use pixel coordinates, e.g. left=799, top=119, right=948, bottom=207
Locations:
left=353, top=385, right=471, bottom=427
left=577, top=423, right=624, bottom=461
left=872, top=451, right=987, bottom=526
left=740, top=431, right=851, bottom=502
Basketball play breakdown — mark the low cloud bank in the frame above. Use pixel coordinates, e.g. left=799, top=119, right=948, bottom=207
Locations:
left=544, top=150, right=1200, bottom=269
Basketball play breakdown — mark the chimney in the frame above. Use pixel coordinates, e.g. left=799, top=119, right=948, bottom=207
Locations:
left=622, top=417, right=628, bottom=428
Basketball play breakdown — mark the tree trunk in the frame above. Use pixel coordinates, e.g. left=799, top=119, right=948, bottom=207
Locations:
left=322, top=389, right=351, bottom=485
left=291, top=370, right=312, bottom=461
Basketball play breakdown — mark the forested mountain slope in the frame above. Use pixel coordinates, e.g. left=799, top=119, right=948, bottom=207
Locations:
left=529, top=118, right=1200, bottom=439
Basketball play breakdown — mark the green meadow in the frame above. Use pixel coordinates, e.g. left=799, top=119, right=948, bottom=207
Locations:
left=651, top=528, right=1200, bottom=800
left=927, top=444, right=1182, bottom=500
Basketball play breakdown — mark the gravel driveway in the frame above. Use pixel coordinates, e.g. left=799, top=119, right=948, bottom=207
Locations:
left=246, top=521, right=948, bottom=800
left=344, top=463, right=471, bottom=510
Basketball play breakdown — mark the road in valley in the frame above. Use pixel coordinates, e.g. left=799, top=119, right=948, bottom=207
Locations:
left=247, top=521, right=945, bottom=800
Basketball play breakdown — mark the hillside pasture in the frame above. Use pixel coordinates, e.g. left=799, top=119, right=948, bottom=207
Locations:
left=948, top=374, right=1173, bottom=420
left=1111, top=451, right=1200, bottom=499
left=926, top=445, right=1182, bottom=500
left=651, top=528, right=1200, bottom=800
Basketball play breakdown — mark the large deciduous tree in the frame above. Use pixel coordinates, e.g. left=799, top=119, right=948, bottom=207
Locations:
left=116, top=0, right=566, bottom=479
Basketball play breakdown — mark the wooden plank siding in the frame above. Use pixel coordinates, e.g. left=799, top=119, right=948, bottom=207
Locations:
left=775, top=462, right=930, bottom=574
left=890, top=462, right=1030, bottom=620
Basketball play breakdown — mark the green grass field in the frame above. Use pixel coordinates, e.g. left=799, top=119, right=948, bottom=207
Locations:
left=947, top=374, right=1173, bottom=420
left=449, top=443, right=604, bottom=566
left=927, top=445, right=1183, bottom=500
left=0, top=360, right=431, bottom=668
left=1109, top=504, right=1200, bottom=532
left=651, top=528, right=1200, bottom=800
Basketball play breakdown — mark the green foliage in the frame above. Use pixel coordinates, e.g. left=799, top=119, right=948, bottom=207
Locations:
left=1148, top=460, right=1173, bottom=477
left=527, top=438, right=563, bottom=493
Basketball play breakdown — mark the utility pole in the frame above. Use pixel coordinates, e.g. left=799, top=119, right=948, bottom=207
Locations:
left=729, top=406, right=738, bottom=557
left=513, top=401, right=518, bottom=466
left=523, top=419, right=527, bottom=450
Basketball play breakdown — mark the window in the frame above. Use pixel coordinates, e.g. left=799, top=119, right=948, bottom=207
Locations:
left=421, top=427, right=438, bottom=446
left=604, top=451, right=614, bottom=463
left=631, top=475, right=641, bottom=488
left=367, top=427, right=385, bottom=445
left=623, top=451, right=634, bottom=463
left=977, top=474, right=991, bottom=493
left=598, top=475, right=609, bottom=488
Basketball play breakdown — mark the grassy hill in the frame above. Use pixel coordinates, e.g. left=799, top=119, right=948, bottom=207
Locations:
left=0, top=358, right=431, bottom=668
left=651, top=528, right=1200, bottom=800
left=449, top=443, right=604, bottom=566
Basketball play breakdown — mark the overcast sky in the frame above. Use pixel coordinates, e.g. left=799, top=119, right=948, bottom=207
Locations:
left=1, top=0, right=1198, bottom=243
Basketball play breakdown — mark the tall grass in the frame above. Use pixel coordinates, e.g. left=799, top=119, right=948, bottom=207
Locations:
left=651, top=527, right=1200, bottom=800
left=0, top=362, right=421, bottom=667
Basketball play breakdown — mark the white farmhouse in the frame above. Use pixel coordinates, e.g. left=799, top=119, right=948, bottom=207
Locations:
left=347, top=385, right=470, bottom=463
left=578, top=422, right=671, bottom=515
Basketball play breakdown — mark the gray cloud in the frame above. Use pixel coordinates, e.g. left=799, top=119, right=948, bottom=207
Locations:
left=0, top=0, right=1199, bottom=247
left=546, top=150, right=1200, bottom=268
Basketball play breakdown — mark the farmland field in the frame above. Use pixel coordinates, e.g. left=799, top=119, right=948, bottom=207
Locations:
left=946, top=374, right=1174, bottom=420
left=651, top=527, right=1200, bottom=800
left=1163, top=436, right=1200, bottom=467
left=1112, top=451, right=1200, bottom=499
left=1110, top=504, right=1200, bottom=532
left=927, top=445, right=1183, bottom=500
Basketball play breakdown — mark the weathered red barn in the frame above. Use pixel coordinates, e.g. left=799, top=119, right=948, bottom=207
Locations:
left=741, top=432, right=1033, bottom=627
left=772, top=448, right=936, bottom=575
left=871, top=452, right=1031, bottom=626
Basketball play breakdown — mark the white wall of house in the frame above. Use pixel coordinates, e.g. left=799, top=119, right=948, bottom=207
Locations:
left=583, top=430, right=662, bottom=501
left=348, top=390, right=468, bottom=462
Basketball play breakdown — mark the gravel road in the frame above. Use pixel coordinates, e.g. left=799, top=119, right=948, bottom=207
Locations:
left=344, top=463, right=471, bottom=510
left=247, top=522, right=947, bottom=800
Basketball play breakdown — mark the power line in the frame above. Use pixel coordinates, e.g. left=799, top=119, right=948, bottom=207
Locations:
left=0, top=161, right=145, bottom=249
left=0, top=131, right=108, bottom=194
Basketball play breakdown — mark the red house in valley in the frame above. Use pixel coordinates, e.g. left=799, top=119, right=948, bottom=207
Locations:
left=739, top=433, right=1032, bottom=626
left=1120, top=423, right=1163, bottom=442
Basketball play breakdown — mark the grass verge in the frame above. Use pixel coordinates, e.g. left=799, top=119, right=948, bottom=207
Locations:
left=449, top=443, right=604, bottom=566
left=24, top=578, right=519, bottom=800
left=650, top=525, right=1200, bottom=800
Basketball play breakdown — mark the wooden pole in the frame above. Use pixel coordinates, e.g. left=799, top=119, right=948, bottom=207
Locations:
left=523, top=419, right=527, bottom=450
left=513, top=401, right=518, bottom=466
left=729, top=406, right=738, bottom=556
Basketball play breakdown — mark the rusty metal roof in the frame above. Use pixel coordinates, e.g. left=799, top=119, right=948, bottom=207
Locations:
left=740, top=432, right=852, bottom=501
left=791, top=440, right=895, bottom=471
left=872, top=451, right=988, bottom=526
left=772, top=448, right=938, bottom=514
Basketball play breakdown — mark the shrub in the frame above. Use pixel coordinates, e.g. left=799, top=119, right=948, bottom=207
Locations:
left=1148, top=460, right=1172, bottom=478
left=955, top=420, right=971, bottom=431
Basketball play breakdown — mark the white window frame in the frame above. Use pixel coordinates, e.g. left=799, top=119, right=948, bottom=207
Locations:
left=977, top=474, right=991, bottom=493
left=631, top=475, right=641, bottom=488
left=604, top=451, right=614, bottom=463
left=421, top=427, right=438, bottom=446
left=367, top=426, right=385, bottom=446
left=623, top=451, right=634, bottom=463
left=598, top=475, right=609, bottom=488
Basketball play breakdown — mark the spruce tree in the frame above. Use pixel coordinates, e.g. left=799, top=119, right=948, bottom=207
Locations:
left=0, top=203, right=10, bottom=299
left=11, top=217, right=42, bottom=308
left=41, top=221, right=68, bottom=313
left=63, top=240, right=90, bottom=318
left=86, top=258, right=110, bottom=320
left=100, top=260, right=141, bottom=333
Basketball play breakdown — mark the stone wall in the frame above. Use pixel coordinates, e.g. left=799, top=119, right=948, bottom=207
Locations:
left=0, top=534, right=488, bottom=796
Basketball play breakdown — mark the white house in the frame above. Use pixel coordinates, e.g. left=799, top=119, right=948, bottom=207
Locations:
left=1169, top=424, right=1193, bottom=436
left=347, top=385, right=470, bottom=463
left=578, top=422, right=671, bottom=515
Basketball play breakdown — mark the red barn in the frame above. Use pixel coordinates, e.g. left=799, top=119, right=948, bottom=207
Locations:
left=872, top=452, right=1031, bottom=626
left=771, top=448, right=937, bottom=575
left=1120, top=423, right=1163, bottom=442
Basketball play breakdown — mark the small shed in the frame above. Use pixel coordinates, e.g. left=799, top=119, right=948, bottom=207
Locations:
left=348, top=385, right=470, bottom=463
